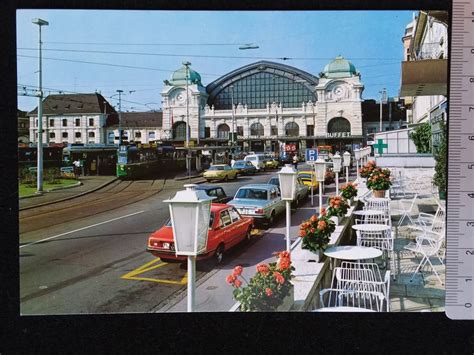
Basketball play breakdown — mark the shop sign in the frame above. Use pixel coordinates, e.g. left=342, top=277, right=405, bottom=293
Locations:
left=326, top=132, right=351, bottom=138
left=284, top=143, right=297, bottom=152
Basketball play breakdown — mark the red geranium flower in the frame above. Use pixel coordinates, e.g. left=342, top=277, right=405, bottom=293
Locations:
left=265, top=288, right=273, bottom=297
left=233, top=279, right=242, bottom=288
left=256, top=263, right=270, bottom=275
left=273, top=271, right=285, bottom=284
left=317, top=220, right=327, bottom=230
left=279, top=258, right=291, bottom=271
left=226, top=274, right=236, bottom=284
left=233, top=265, right=243, bottom=277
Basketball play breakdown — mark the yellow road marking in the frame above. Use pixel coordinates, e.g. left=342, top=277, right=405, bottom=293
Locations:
left=121, top=257, right=188, bottom=285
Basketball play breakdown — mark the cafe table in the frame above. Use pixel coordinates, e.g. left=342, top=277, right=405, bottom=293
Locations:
left=324, top=245, right=383, bottom=271
left=352, top=224, right=392, bottom=232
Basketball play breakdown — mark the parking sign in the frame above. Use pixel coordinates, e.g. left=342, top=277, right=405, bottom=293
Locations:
left=305, top=148, right=318, bottom=162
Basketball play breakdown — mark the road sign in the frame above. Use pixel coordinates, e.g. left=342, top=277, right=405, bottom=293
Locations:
left=305, top=148, right=318, bottom=162
left=445, top=0, right=474, bottom=320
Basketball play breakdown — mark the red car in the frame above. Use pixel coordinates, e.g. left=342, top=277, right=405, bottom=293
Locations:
left=147, top=204, right=254, bottom=264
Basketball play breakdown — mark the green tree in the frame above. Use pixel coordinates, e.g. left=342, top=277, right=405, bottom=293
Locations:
left=433, top=120, right=446, bottom=197
left=410, top=122, right=432, bottom=153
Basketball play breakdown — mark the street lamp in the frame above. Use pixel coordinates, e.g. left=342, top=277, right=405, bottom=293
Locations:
left=314, top=157, right=326, bottom=214
left=164, top=184, right=214, bottom=312
left=183, top=61, right=192, bottom=179
left=278, top=164, right=297, bottom=252
left=354, top=148, right=361, bottom=181
left=343, top=151, right=351, bottom=184
left=332, top=153, right=342, bottom=195
left=32, top=17, right=49, bottom=192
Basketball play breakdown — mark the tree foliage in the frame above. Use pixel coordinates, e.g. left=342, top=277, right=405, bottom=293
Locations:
left=433, top=120, right=446, bottom=193
left=410, top=122, right=432, bottom=153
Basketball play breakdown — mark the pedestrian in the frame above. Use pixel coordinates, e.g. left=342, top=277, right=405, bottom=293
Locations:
left=293, top=154, right=298, bottom=170
left=73, top=159, right=81, bottom=179
left=230, top=156, right=236, bottom=167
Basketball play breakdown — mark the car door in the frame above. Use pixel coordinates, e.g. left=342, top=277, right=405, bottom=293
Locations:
left=218, top=209, right=234, bottom=247
left=216, top=187, right=231, bottom=204
left=229, top=207, right=247, bottom=244
left=269, top=187, right=284, bottom=215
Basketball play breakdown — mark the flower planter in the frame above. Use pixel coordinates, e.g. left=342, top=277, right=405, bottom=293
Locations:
left=293, top=247, right=325, bottom=263
left=372, top=189, right=387, bottom=198
left=349, top=197, right=355, bottom=206
left=439, top=189, right=446, bottom=200
left=330, top=216, right=344, bottom=226
left=274, top=286, right=294, bottom=311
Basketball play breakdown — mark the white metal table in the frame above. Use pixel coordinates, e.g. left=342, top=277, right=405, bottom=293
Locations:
left=353, top=210, right=385, bottom=216
left=352, top=224, right=392, bottom=232
left=313, top=307, right=376, bottom=312
left=324, top=245, right=383, bottom=261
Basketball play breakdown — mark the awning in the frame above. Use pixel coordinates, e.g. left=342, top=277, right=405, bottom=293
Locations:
left=399, top=59, right=447, bottom=97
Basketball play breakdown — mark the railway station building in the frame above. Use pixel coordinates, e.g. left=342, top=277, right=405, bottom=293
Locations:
left=161, top=56, right=367, bottom=154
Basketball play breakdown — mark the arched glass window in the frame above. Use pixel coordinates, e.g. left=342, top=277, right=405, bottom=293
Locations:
left=217, top=123, right=230, bottom=139
left=173, top=121, right=188, bottom=140
left=250, top=122, right=264, bottom=136
left=328, top=117, right=351, bottom=133
left=285, top=122, right=299, bottom=136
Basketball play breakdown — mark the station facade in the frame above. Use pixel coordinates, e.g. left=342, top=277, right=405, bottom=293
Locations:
left=161, top=56, right=364, bottom=154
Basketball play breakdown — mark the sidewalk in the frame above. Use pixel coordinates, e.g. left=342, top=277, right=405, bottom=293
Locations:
left=19, top=175, right=117, bottom=210
left=158, top=171, right=348, bottom=312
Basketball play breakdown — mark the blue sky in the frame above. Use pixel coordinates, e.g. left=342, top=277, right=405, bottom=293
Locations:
left=17, top=10, right=414, bottom=112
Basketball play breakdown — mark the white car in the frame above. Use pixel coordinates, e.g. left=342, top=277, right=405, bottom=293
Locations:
left=244, top=154, right=266, bottom=171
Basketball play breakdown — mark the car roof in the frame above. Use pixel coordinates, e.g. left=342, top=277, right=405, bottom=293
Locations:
left=237, top=184, right=275, bottom=190
left=211, top=164, right=228, bottom=167
left=211, top=203, right=232, bottom=212
left=233, top=160, right=246, bottom=163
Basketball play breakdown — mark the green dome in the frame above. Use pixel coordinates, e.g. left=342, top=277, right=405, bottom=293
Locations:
left=322, top=55, right=357, bottom=78
left=168, top=64, right=202, bottom=86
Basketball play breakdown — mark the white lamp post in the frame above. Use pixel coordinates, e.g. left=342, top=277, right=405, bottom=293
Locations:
left=278, top=164, right=297, bottom=252
left=164, top=184, right=214, bottom=312
left=32, top=18, right=48, bottom=192
left=332, top=153, right=342, bottom=195
left=314, top=157, right=326, bottom=214
left=343, top=151, right=351, bottom=184
left=354, top=148, right=361, bottom=182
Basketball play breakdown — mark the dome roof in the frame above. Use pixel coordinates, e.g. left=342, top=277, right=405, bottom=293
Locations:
left=322, top=55, right=357, bottom=78
left=168, top=64, right=202, bottom=86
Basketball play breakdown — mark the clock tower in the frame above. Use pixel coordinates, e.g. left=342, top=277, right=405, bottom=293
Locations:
left=161, top=63, right=208, bottom=142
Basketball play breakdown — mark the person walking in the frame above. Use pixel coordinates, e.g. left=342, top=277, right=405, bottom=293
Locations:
left=73, top=159, right=81, bottom=179
left=292, top=153, right=298, bottom=170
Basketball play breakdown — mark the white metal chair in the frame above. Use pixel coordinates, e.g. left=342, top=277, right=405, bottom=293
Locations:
left=403, top=229, right=445, bottom=285
left=357, top=228, right=396, bottom=279
left=390, top=193, right=419, bottom=226
left=333, top=261, right=391, bottom=311
left=409, top=205, right=445, bottom=234
left=319, top=288, right=386, bottom=312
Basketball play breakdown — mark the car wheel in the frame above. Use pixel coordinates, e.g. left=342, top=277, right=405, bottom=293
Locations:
left=245, top=227, right=253, bottom=242
left=233, top=173, right=237, bottom=180
left=224, top=175, right=228, bottom=182
left=267, top=211, right=275, bottom=226
left=215, top=244, right=225, bottom=264
left=159, top=257, right=177, bottom=263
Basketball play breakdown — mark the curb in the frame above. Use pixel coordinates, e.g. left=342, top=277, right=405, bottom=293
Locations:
left=19, top=181, right=82, bottom=200
left=175, top=174, right=203, bottom=181
left=19, top=177, right=119, bottom=211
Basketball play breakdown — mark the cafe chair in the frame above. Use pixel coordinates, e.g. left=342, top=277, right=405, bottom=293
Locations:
left=390, top=193, right=418, bottom=227
left=318, top=288, right=386, bottom=312
left=357, top=229, right=396, bottom=280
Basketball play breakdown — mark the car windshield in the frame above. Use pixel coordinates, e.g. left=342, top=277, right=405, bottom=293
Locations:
left=165, top=212, right=215, bottom=228
left=245, top=156, right=256, bottom=161
left=298, top=173, right=313, bottom=180
left=268, top=178, right=279, bottom=186
left=235, top=188, right=268, bottom=200
left=233, top=162, right=245, bottom=167
left=209, top=166, right=225, bottom=171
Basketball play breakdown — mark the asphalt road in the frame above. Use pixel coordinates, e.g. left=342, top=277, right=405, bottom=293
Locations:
left=19, top=168, right=282, bottom=314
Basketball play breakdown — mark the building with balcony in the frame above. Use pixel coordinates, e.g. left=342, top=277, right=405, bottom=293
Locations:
left=28, top=93, right=118, bottom=145
left=162, top=56, right=367, bottom=154
left=399, top=10, right=448, bottom=150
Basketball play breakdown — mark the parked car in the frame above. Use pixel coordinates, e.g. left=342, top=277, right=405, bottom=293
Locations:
left=264, top=158, right=280, bottom=169
left=195, top=185, right=232, bottom=204
left=232, top=160, right=257, bottom=176
left=228, top=184, right=285, bottom=225
left=147, top=204, right=254, bottom=264
left=297, top=171, right=319, bottom=191
left=267, top=175, right=309, bottom=208
left=244, top=154, right=266, bottom=171
left=203, top=164, right=238, bottom=182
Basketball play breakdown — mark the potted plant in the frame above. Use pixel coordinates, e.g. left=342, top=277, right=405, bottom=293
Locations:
left=228, top=251, right=295, bottom=311
left=326, top=195, right=350, bottom=225
left=359, top=160, right=377, bottom=179
left=433, top=120, right=446, bottom=200
left=366, top=167, right=392, bottom=198
left=324, top=169, right=335, bottom=185
left=297, top=209, right=336, bottom=261
left=340, top=182, right=358, bottom=205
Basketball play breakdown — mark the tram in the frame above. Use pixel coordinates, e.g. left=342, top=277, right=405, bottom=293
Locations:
left=116, top=142, right=177, bottom=180
left=18, top=144, right=64, bottom=169
left=62, top=143, right=118, bottom=176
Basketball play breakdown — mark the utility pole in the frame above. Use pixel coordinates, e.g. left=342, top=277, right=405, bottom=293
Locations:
left=32, top=18, right=49, bottom=193
left=183, top=61, right=191, bottom=180
left=117, top=89, right=124, bottom=145
left=230, top=85, right=235, bottom=146
left=379, top=88, right=387, bottom=132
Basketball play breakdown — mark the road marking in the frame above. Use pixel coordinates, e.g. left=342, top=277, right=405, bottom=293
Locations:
left=121, top=257, right=188, bottom=285
left=20, top=210, right=145, bottom=249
